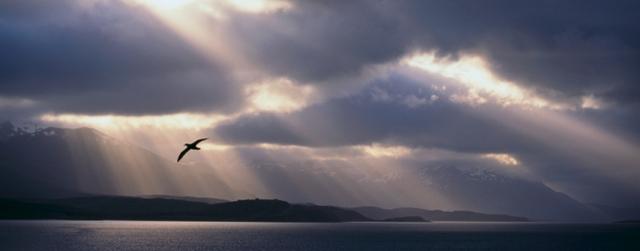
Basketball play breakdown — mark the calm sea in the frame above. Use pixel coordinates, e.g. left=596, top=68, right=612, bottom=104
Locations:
left=0, top=221, right=638, bottom=250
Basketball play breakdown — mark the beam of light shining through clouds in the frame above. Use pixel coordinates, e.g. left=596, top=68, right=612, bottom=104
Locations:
left=1, top=0, right=640, bottom=222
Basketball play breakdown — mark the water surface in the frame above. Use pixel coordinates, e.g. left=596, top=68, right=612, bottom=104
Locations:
left=0, top=221, right=638, bottom=250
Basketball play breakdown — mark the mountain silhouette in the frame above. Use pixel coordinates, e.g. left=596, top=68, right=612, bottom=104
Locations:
left=352, top=206, right=527, bottom=222
left=0, top=196, right=370, bottom=222
left=0, top=195, right=537, bottom=222
left=0, top=121, right=626, bottom=221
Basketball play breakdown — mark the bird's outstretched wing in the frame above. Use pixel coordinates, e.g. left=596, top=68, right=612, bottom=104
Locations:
left=177, top=147, right=190, bottom=162
left=192, top=138, right=208, bottom=145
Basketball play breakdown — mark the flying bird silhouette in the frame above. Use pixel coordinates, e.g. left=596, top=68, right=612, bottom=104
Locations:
left=177, top=138, right=207, bottom=162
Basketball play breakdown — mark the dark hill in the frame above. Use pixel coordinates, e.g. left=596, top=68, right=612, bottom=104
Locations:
left=0, top=122, right=607, bottom=221
left=0, top=196, right=370, bottom=222
left=383, top=216, right=429, bottom=222
left=353, top=206, right=528, bottom=222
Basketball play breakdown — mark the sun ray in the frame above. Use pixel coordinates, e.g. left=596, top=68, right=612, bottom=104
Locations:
left=406, top=52, right=568, bottom=110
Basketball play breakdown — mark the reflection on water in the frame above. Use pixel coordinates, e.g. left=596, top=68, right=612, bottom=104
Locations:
left=0, top=221, right=639, bottom=251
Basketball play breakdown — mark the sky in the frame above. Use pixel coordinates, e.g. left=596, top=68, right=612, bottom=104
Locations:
left=1, top=0, right=640, bottom=209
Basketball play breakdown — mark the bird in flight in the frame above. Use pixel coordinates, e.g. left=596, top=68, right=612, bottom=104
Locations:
left=177, top=138, right=207, bottom=162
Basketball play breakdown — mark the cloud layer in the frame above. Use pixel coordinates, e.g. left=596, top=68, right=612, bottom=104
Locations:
left=1, top=0, right=639, bottom=208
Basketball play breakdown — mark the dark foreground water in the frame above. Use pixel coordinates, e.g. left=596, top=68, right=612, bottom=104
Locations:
left=1, top=221, right=639, bottom=251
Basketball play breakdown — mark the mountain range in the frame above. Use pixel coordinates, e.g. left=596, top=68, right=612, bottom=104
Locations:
left=0, top=196, right=369, bottom=222
left=0, top=195, right=532, bottom=222
left=351, top=206, right=527, bottom=222
left=1, top=121, right=637, bottom=222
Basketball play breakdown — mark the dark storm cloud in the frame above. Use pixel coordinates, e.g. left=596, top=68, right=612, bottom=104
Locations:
left=0, top=0, right=242, bottom=114
left=2, top=0, right=639, bottom=116
left=435, top=1, right=640, bottom=102
left=224, top=0, right=411, bottom=83
left=224, top=0, right=640, bottom=103
left=213, top=72, right=640, bottom=207
left=215, top=75, right=533, bottom=153
left=40, top=70, right=241, bottom=114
